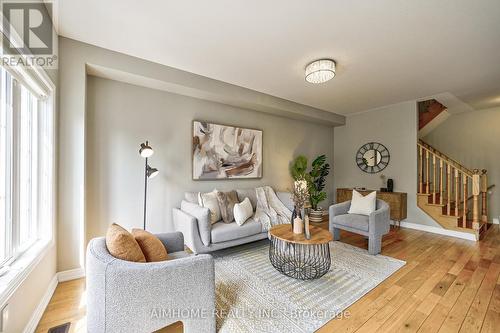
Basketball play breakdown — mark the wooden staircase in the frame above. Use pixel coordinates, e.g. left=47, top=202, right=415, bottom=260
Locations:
left=417, top=140, right=492, bottom=240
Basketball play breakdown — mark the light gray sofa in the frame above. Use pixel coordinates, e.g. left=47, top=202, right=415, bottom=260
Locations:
left=329, top=199, right=390, bottom=255
left=173, top=188, right=293, bottom=254
left=86, top=232, right=216, bottom=333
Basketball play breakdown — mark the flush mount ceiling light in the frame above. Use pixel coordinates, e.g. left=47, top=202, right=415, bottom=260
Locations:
left=305, top=59, right=336, bottom=84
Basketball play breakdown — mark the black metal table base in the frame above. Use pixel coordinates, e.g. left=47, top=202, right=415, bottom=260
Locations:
left=269, top=236, right=331, bottom=280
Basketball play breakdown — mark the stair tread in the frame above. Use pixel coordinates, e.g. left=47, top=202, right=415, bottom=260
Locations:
left=427, top=203, right=447, bottom=207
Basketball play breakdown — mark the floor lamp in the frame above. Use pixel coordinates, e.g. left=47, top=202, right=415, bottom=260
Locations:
left=139, top=141, right=159, bottom=230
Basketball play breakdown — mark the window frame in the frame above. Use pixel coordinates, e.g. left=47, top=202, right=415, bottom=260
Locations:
left=0, top=66, right=55, bottom=271
left=0, top=69, right=14, bottom=268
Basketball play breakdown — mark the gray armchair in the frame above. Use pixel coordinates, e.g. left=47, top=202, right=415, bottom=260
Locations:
left=329, top=199, right=390, bottom=255
left=86, top=232, right=216, bottom=333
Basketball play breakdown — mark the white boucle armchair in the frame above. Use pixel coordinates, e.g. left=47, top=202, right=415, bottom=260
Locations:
left=86, top=232, right=216, bottom=333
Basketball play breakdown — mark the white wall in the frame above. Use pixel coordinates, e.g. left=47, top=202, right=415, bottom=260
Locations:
left=423, top=106, right=500, bottom=220
left=334, top=101, right=439, bottom=227
left=85, top=76, right=334, bottom=240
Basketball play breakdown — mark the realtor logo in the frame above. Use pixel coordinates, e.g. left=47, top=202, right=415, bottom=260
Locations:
left=2, top=1, right=53, bottom=55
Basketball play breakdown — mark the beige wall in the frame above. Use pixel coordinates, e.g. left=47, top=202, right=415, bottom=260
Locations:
left=4, top=246, right=56, bottom=333
left=423, top=106, right=500, bottom=220
left=85, top=76, right=334, bottom=241
left=334, top=101, right=440, bottom=227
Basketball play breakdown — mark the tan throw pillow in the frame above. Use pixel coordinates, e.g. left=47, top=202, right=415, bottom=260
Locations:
left=216, top=190, right=239, bottom=223
left=131, top=229, right=168, bottom=262
left=106, top=223, right=146, bottom=262
left=198, top=190, right=221, bottom=224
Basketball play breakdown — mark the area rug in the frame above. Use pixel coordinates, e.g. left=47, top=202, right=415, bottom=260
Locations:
left=213, top=240, right=405, bottom=333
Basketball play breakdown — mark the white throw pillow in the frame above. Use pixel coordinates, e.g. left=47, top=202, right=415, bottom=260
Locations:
left=198, top=190, right=221, bottom=224
left=233, top=198, right=253, bottom=226
left=348, top=190, right=377, bottom=216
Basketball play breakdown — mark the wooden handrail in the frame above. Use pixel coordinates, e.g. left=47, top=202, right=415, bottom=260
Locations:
left=418, top=140, right=473, bottom=176
left=418, top=140, right=489, bottom=234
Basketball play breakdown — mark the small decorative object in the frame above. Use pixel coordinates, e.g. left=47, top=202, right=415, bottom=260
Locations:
left=307, top=154, right=330, bottom=223
left=304, top=208, right=311, bottom=239
left=380, top=188, right=388, bottom=192
left=192, top=121, right=262, bottom=180
left=139, top=141, right=159, bottom=230
left=356, top=142, right=390, bottom=173
left=380, top=174, right=386, bottom=187
left=290, top=206, right=298, bottom=229
left=293, top=214, right=304, bottom=234
left=387, top=178, right=394, bottom=192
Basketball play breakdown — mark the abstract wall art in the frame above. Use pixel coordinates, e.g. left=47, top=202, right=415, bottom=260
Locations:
left=192, top=121, right=263, bottom=180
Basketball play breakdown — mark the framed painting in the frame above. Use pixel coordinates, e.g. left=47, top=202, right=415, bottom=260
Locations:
left=192, top=121, right=263, bottom=180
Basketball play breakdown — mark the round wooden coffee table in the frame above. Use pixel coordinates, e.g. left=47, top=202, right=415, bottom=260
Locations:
left=269, top=224, right=333, bottom=280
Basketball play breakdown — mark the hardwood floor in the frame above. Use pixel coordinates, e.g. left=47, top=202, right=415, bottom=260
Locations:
left=36, top=225, right=500, bottom=333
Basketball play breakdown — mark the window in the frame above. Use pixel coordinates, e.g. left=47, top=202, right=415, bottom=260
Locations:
left=0, top=65, right=54, bottom=268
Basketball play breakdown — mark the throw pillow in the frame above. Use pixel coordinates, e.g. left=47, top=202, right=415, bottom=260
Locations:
left=236, top=188, right=257, bottom=211
left=216, top=190, right=239, bottom=223
left=348, top=190, right=377, bottom=216
left=234, top=197, right=253, bottom=226
left=198, top=190, right=221, bottom=224
left=131, top=229, right=168, bottom=262
left=106, top=223, right=146, bottom=262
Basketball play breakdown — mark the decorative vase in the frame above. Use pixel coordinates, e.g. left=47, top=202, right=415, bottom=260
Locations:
left=387, top=179, right=394, bottom=192
left=309, top=208, right=323, bottom=223
left=293, top=217, right=304, bottom=234
left=292, top=206, right=304, bottom=234
left=291, top=206, right=302, bottom=231
left=304, top=208, right=311, bottom=239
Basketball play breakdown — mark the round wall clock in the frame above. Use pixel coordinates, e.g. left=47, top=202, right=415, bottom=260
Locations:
left=355, top=142, right=390, bottom=173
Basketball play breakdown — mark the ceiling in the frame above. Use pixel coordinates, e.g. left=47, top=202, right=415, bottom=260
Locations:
left=55, top=0, right=500, bottom=115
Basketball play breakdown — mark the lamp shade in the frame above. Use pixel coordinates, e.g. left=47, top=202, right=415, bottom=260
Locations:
left=305, top=59, right=336, bottom=84
left=147, top=165, right=159, bottom=178
left=139, top=141, right=154, bottom=158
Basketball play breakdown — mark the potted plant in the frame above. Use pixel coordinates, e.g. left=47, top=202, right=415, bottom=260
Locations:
left=307, top=155, right=330, bottom=223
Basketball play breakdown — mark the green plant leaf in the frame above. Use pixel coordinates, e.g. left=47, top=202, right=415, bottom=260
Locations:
left=312, top=154, right=326, bottom=168
left=307, top=154, right=330, bottom=209
left=290, top=155, right=308, bottom=180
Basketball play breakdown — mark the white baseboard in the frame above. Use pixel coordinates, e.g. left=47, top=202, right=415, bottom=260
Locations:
left=21, top=268, right=85, bottom=333
left=57, top=268, right=85, bottom=282
left=393, top=220, right=477, bottom=241
left=22, top=275, right=58, bottom=333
